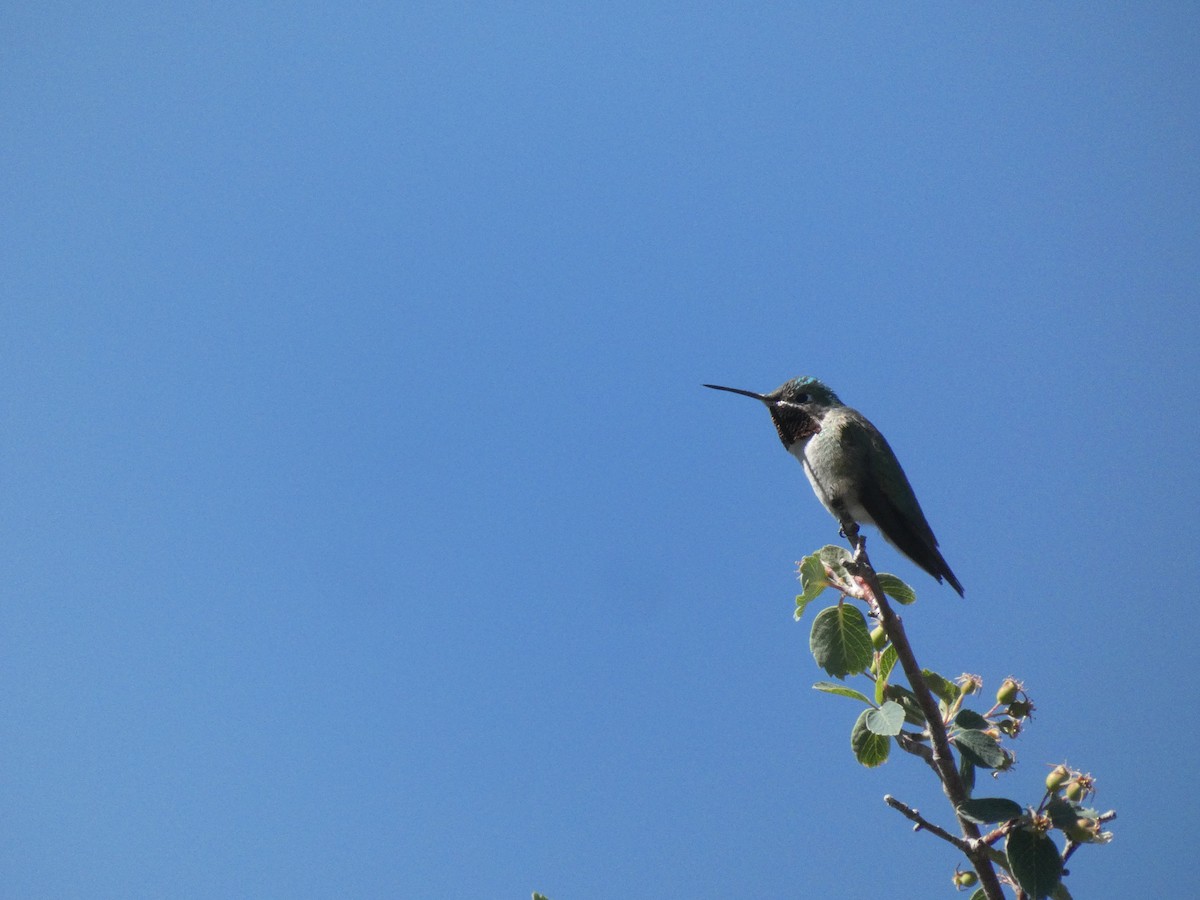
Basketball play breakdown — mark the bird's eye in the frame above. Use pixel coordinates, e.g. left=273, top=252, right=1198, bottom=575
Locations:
left=794, top=393, right=810, bottom=403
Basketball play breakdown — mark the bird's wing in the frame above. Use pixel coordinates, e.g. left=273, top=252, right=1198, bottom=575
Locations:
left=840, top=419, right=943, bottom=572
left=837, top=417, right=964, bottom=596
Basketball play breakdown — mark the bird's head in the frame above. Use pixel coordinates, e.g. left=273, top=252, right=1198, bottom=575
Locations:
left=765, top=376, right=843, bottom=411
left=704, top=375, right=841, bottom=449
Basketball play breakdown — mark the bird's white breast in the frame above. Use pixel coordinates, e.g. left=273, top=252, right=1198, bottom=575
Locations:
left=786, top=430, right=875, bottom=527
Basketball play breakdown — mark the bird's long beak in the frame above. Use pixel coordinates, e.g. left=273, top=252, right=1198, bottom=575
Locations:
left=703, top=384, right=769, bottom=403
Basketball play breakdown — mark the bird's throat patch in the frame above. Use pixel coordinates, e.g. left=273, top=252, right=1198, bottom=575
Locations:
left=770, top=404, right=821, bottom=448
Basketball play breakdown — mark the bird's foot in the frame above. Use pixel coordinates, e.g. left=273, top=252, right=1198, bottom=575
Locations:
left=840, top=521, right=862, bottom=549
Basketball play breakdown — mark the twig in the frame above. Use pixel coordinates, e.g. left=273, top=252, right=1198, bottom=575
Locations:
left=978, top=824, right=1010, bottom=846
left=884, top=795, right=971, bottom=852
left=894, top=731, right=937, bottom=771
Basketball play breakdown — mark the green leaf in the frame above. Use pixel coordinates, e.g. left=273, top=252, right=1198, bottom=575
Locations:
left=850, top=708, right=891, bottom=767
left=921, top=669, right=961, bottom=704
left=954, top=708, right=991, bottom=731
left=957, top=797, right=1024, bottom=824
left=809, top=604, right=873, bottom=679
left=954, top=730, right=1008, bottom=769
left=1051, top=882, right=1075, bottom=900
left=817, top=544, right=853, bottom=567
left=1006, top=826, right=1063, bottom=899
left=796, top=553, right=828, bottom=609
left=1045, top=797, right=1093, bottom=830
left=1046, top=797, right=1073, bottom=829
left=968, top=890, right=986, bottom=900
left=882, top=684, right=926, bottom=726
left=874, top=644, right=898, bottom=705
left=960, top=755, right=976, bottom=797
left=794, top=595, right=814, bottom=622
left=876, top=572, right=916, bottom=604
left=816, top=544, right=855, bottom=589
left=812, top=682, right=874, bottom=705
left=864, top=700, right=905, bottom=736
left=877, top=644, right=898, bottom=680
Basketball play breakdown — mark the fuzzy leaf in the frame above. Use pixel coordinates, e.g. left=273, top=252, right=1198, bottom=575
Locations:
left=960, top=755, right=976, bottom=797
left=882, top=684, right=926, bottom=726
left=817, top=545, right=856, bottom=589
left=1045, top=797, right=1081, bottom=830
left=958, top=797, right=1024, bottom=824
left=817, top=544, right=852, bottom=568
left=796, top=553, right=828, bottom=608
left=874, top=644, right=899, bottom=705
left=812, top=682, right=874, bottom=705
left=850, top=708, right=890, bottom=767
left=954, top=729, right=1008, bottom=769
left=794, top=594, right=815, bottom=622
left=876, top=572, right=916, bottom=604
left=864, top=700, right=905, bottom=736
left=809, top=604, right=873, bottom=679
left=1006, top=826, right=1063, bottom=899
left=921, top=669, right=961, bottom=704
left=954, top=708, right=991, bottom=731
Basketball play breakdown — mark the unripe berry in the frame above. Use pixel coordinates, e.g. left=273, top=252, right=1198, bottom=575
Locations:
left=1063, top=816, right=1100, bottom=843
left=870, top=625, right=887, bottom=650
left=1065, top=780, right=1085, bottom=802
left=1046, top=765, right=1070, bottom=793
left=996, top=678, right=1020, bottom=705
left=953, top=869, right=978, bottom=888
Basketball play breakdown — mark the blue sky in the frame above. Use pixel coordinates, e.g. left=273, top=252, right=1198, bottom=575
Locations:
left=2, top=4, right=1197, bottom=897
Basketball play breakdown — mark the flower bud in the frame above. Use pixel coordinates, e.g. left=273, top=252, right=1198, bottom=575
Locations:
left=957, top=673, right=983, bottom=695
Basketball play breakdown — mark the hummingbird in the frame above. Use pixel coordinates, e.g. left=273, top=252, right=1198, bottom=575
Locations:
left=704, top=376, right=964, bottom=596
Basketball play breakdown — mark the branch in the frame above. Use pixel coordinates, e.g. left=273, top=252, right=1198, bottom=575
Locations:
left=978, top=824, right=1011, bottom=847
left=884, top=794, right=972, bottom=852
left=844, top=528, right=1007, bottom=900
left=894, top=731, right=938, bottom=772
